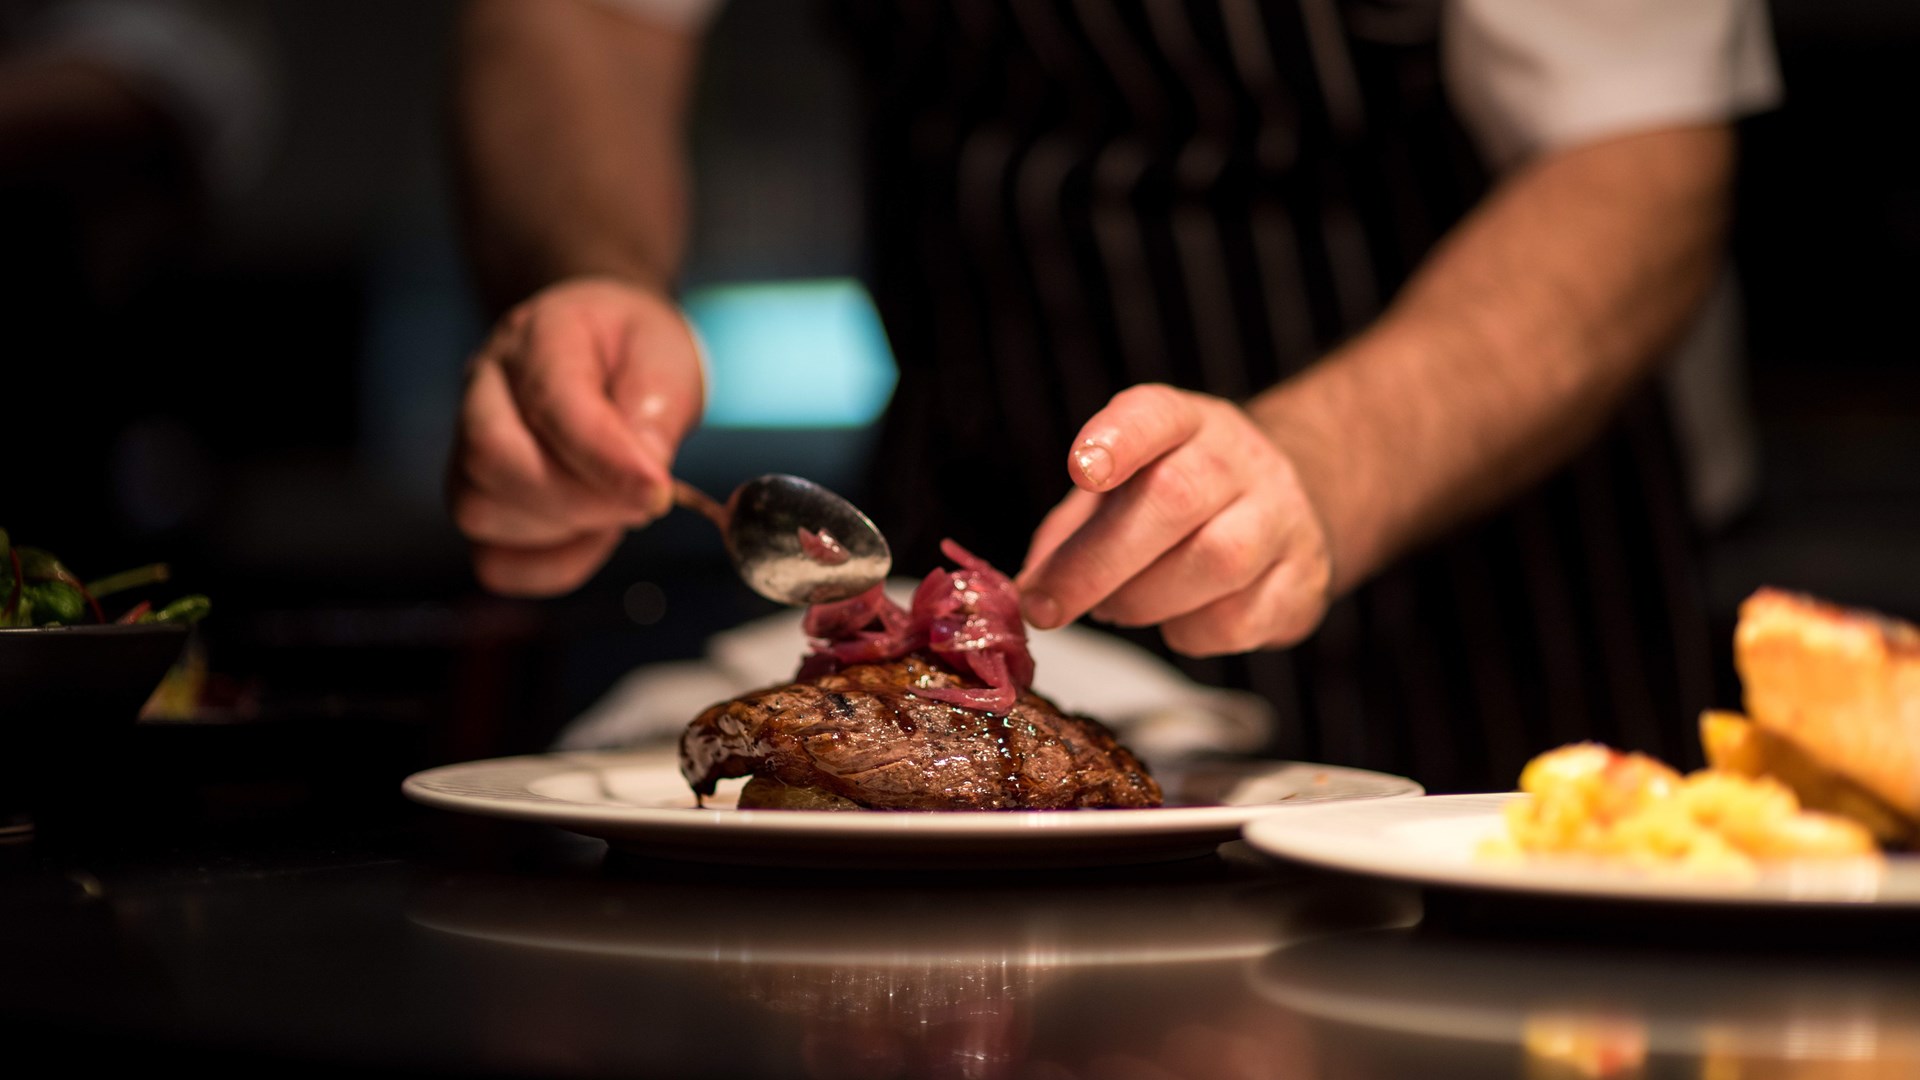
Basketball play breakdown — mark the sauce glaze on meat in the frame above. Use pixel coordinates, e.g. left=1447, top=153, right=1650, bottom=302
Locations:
left=680, top=654, right=1163, bottom=811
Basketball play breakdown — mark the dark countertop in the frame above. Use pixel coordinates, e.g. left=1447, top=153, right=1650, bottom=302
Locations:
left=4, top=810, right=1919, bottom=1080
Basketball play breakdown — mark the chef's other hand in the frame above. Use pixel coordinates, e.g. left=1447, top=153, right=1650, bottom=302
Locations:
left=1017, top=384, right=1332, bottom=657
left=450, top=277, right=703, bottom=596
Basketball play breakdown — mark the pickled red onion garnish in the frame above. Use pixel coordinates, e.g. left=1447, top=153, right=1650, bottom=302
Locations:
left=796, top=538, right=1033, bottom=712
left=796, top=527, right=850, bottom=566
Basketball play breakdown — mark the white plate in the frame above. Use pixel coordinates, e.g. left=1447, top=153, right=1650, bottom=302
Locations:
left=1242, top=792, right=1920, bottom=908
left=402, top=749, right=1421, bottom=868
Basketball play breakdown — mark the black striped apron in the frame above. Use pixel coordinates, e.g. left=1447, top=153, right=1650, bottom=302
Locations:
left=830, top=0, right=1714, bottom=792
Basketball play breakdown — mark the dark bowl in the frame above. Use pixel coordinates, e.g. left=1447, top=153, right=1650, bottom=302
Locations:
left=0, top=623, right=191, bottom=834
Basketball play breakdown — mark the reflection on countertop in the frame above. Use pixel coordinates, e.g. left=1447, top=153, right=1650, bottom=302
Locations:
left=1258, top=921, right=1920, bottom=1080
left=407, top=841, right=1419, bottom=1079
left=6, top=817, right=1919, bottom=1079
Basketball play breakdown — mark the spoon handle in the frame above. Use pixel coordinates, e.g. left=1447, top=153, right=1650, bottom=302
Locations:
left=672, top=480, right=731, bottom=532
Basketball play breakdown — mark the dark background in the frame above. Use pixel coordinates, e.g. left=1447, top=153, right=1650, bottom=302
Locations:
left=3, top=0, right=1915, bottom=813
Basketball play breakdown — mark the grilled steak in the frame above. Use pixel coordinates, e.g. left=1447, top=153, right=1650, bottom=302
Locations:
left=680, top=653, right=1163, bottom=810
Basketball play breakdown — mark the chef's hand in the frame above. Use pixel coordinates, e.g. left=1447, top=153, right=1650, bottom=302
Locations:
left=449, top=278, right=703, bottom=596
left=1016, top=384, right=1333, bottom=657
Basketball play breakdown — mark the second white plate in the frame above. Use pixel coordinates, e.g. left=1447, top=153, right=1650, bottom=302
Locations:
left=403, top=749, right=1421, bottom=868
left=1242, top=792, right=1920, bottom=908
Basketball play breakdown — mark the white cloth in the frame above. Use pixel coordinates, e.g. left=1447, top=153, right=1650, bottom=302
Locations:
left=1444, top=0, right=1781, bottom=171
left=554, top=581, right=1275, bottom=763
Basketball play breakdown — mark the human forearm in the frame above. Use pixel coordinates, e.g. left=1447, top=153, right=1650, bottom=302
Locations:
left=455, top=0, right=698, bottom=310
left=1250, top=125, right=1734, bottom=595
left=449, top=1, right=708, bottom=594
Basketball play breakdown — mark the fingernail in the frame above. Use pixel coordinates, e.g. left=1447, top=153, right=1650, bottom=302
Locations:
left=627, top=477, right=670, bottom=520
left=1023, top=591, right=1061, bottom=629
left=1074, top=444, right=1113, bottom=488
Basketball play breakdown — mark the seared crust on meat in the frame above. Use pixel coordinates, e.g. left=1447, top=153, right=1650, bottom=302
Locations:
left=1736, top=588, right=1920, bottom=823
left=680, top=654, right=1163, bottom=810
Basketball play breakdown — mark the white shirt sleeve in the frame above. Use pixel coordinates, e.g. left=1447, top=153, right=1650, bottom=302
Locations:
left=1442, top=0, right=1783, bottom=171
left=586, top=0, right=726, bottom=30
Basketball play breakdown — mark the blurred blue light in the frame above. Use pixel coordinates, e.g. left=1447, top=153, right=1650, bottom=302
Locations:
left=683, top=278, right=898, bottom=429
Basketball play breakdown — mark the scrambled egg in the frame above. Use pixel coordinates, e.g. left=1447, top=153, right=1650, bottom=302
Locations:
left=1487, top=742, right=1879, bottom=879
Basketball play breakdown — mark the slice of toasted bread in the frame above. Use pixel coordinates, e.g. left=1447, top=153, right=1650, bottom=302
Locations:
left=1734, top=588, right=1920, bottom=826
left=1700, top=710, right=1917, bottom=847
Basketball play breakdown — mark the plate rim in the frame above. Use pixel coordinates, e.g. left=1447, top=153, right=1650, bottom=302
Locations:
left=401, top=748, right=1424, bottom=840
left=1241, top=792, right=1920, bottom=909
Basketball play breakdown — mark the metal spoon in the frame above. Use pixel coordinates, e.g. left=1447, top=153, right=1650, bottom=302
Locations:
left=673, top=474, right=891, bottom=605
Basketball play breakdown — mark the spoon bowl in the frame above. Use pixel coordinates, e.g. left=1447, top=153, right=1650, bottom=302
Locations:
left=676, top=475, right=891, bottom=606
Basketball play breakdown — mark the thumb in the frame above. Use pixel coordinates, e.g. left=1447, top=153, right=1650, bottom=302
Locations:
left=609, top=304, right=707, bottom=517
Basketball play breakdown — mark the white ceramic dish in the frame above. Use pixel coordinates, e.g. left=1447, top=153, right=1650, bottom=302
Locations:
left=403, top=749, right=1421, bottom=868
left=1242, top=792, right=1920, bottom=908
